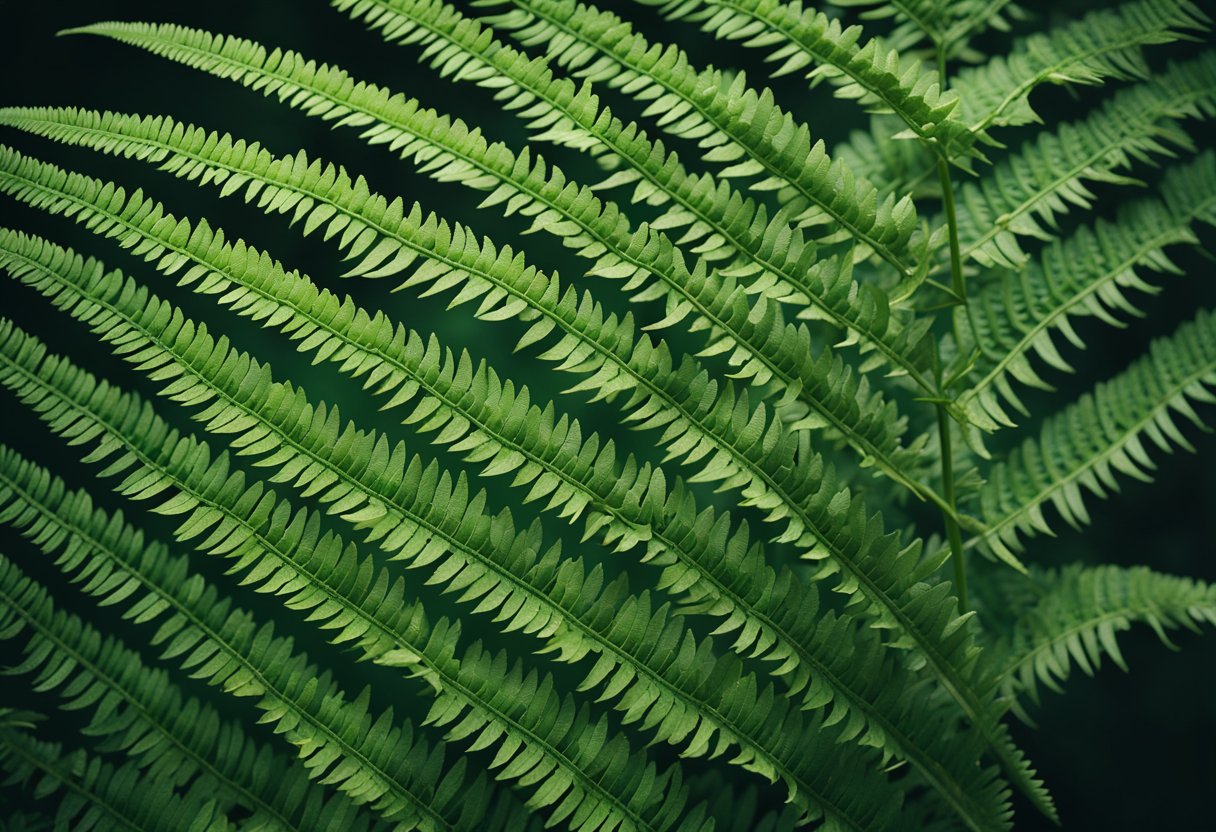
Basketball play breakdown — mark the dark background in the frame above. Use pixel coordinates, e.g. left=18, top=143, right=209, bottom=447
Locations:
left=0, top=0, right=1213, bottom=829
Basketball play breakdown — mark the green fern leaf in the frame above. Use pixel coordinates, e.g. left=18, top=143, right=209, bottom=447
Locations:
left=0, top=188, right=1038, bottom=829
left=956, top=151, right=1216, bottom=430
left=60, top=19, right=942, bottom=412
left=2, top=2, right=1209, bottom=827
left=990, top=564, right=1216, bottom=721
left=0, top=552, right=384, bottom=832
left=0, top=319, right=723, bottom=832
left=0, top=142, right=919, bottom=688
left=953, top=0, right=1211, bottom=132
left=973, top=309, right=1216, bottom=559
left=0, top=717, right=236, bottom=832
left=953, top=53, right=1216, bottom=269
left=0, top=109, right=929, bottom=502
left=0, top=253, right=934, bottom=830
left=335, top=0, right=923, bottom=271
left=628, top=0, right=979, bottom=158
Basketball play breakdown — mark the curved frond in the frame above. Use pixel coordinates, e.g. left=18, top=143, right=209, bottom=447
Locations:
left=973, top=309, right=1216, bottom=560
left=956, top=151, right=1216, bottom=431
left=0, top=547, right=359, bottom=832
left=0, top=1, right=1211, bottom=830
left=953, top=0, right=1211, bottom=132
left=991, top=565, right=1216, bottom=720
left=0, top=110, right=929, bottom=505
left=0, top=195, right=1029, bottom=829
left=0, top=255, right=928, bottom=832
left=332, top=0, right=939, bottom=392
left=954, top=53, right=1216, bottom=269
left=0, top=321, right=713, bottom=832
left=0, top=136, right=933, bottom=724
left=0, top=130, right=938, bottom=682
left=59, top=20, right=941, bottom=412
left=631, top=0, right=978, bottom=158
left=0, top=465, right=536, bottom=832
left=335, top=0, right=923, bottom=272
left=0, top=719, right=234, bottom=832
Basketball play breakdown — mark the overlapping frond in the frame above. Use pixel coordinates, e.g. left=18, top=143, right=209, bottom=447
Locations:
left=953, top=0, right=1211, bottom=132
left=956, top=152, right=1216, bottom=431
left=632, top=0, right=979, bottom=158
left=480, top=0, right=763, bottom=166
left=0, top=471, right=536, bottom=832
left=991, top=565, right=1216, bottom=721
left=973, top=309, right=1216, bottom=559
left=0, top=717, right=234, bottom=832
left=0, top=242, right=942, bottom=831
left=61, top=20, right=942, bottom=414
left=0, top=163, right=1033, bottom=829
left=0, top=1, right=1212, bottom=830
left=335, top=0, right=923, bottom=272
left=0, top=447, right=517, bottom=832
left=0, top=319, right=717, bottom=832
left=0, top=144, right=999, bottom=815
left=953, top=53, right=1216, bottom=269
left=0, top=545, right=358, bottom=832
left=0, top=111, right=928, bottom=505
left=333, top=0, right=939, bottom=398
left=834, top=0, right=1025, bottom=58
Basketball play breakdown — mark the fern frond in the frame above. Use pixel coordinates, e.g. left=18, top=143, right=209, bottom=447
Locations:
left=0, top=140, right=918, bottom=711
left=0, top=448, right=524, bottom=832
left=973, top=309, right=1216, bottom=560
left=0, top=149, right=1036, bottom=832
left=0, top=330, right=721, bottom=832
left=953, top=0, right=1211, bottom=132
left=60, top=21, right=943, bottom=413
left=991, top=565, right=1216, bottom=720
left=334, top=0, right=940, bottom=392
left=0, top=109, right=930, bottom=506
left=6, top=27, right=1055, bottom=822
left=0, top=719, right=235, bottom=832
left=479, top=0, right=759, bottom=164
left=631, top=0, right=978, bottom=158
left=0, top=128, right=942, bottom=673
left=956, top=151, right=1216, bottom=431
left=834, top=0, right=1026, bottom=58
left=335, top=0, right=923, bottom=272
left=0, top=547, right=357, bottom=832
left=0, top=248, right=933, bottom=832
left=954, top=53, right=1216, bottom=269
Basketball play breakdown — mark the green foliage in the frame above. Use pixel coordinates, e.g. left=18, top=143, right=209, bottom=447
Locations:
left=0, top=1, right=1212, bottom=830
left=985, top=563, right=1216, bottom=721
left=972, top=309, right=1216, bottom=560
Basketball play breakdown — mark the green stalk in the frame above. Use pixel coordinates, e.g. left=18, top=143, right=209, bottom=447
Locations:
left=933, top=42, right=969, bottom=611
left=936, top=404, right=969, bottom=611
left=937, top=157, right=967, bottom=302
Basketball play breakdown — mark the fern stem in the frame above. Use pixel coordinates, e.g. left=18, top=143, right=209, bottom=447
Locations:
left=934, top=44, right=968, bottom=612
left=936, top=157, right=966, bottom=302
left=936, top=404, right=969, bottom=611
